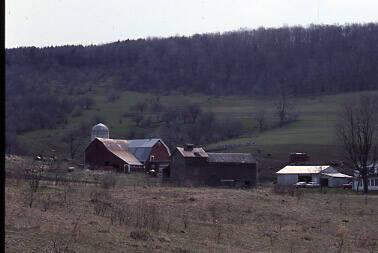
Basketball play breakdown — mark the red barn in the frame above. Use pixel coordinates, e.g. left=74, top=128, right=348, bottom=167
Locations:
left=127, top=138, right=171, bottom=172
left=84, top=138, right=143, bottom=172
left=84, top=138, right=171, bottom=173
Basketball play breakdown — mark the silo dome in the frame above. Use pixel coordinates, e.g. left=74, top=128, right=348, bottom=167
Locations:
left=91, top=123, right=109, bottom=141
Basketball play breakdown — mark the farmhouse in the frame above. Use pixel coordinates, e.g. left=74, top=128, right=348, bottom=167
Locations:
left=85, top=138, right=144, bottom=172
left=353, top=164, right=378, bottom=191
left=276, top=165, right=351, bottom=187
left=169, top=144, right=257, bottom=187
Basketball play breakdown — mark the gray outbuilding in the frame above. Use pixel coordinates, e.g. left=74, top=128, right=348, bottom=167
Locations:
left=276, top=165, right=351, bottom=187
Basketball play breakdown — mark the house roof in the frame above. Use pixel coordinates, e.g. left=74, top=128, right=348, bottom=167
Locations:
left=276, top=165, right=334, bottom=174
left=207, top=153, right=256, bottom=164
left=176, top=147, right=209, bottom=158
left=95, top=138, right=142, bottom=166
left=127, top=138, right=171, bottom=162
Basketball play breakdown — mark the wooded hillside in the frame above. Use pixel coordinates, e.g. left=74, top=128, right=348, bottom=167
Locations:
left=5, top=23, right=378, bottom=154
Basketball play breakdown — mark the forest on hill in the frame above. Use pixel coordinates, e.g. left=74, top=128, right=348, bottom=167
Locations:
left=5, top=23, right=378, bottom=154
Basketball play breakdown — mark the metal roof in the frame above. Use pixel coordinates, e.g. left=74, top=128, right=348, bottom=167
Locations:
left=128, top=147, right=152, bottom=163
left=176, top=147, right=209, bottom=158
left=95, top=138, right=142, bottom=166
left=276, top=165, right=335, bottom=174
left=322, top=173, right=352, bottom=178
left=110, top=151, right=142, bottom=166
left=207, top=153, right=256, bottom=164
left=97, top=138, right=128, bottom=151
left=126, top=138, right=171, bottom=162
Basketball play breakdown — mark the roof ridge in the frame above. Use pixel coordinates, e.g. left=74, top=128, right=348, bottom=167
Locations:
left=207, top=152, right=252, bottom=155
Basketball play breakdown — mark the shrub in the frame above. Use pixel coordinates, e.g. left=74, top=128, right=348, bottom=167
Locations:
left=101, top=173, right=117, bottom=189
left=130, top=230, right=151, bottom=241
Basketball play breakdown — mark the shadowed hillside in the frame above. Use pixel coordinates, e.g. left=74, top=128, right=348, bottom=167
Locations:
left=5, top=23, right=378, bottom=159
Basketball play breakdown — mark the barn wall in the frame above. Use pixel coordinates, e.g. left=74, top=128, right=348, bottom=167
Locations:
left=170, top=152, right=186, bottom=184
left=170, top=152, right=256, bottom=187
left=85, top=140, right=125, bottom=169
left=150, top=141, right=170, bottom=161
left=204, top=162, right=256, bottom=186
left=144, top=141, right=171, bottom=171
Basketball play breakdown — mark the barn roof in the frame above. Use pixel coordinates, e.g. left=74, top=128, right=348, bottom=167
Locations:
left=207, top=153, right=256, bottom=164
left=176, top=147, right=209, bottom=158
left=95, top=138, right=142, bottom=166
left=276, top=165, right=334, bottom=174
left=127, top=138, right=171, bottom=162
left=97, top=138, right=128, bottom=151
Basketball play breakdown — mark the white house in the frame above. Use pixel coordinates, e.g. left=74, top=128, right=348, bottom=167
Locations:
left=276, top=165, right=352, bottom=187
left=353, top=164, right=378, bottom=191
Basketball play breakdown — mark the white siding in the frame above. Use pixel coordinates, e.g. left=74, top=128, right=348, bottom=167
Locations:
left=353, top=177, right=378, bottom=191
left=328, top=177, right=349, bottom=187
left=277, top=174, right=298, bottom=185
left=312, top=174, right=320, bottom=183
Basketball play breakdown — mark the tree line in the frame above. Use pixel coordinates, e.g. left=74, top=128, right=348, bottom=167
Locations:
left=7, top=23, right=378, bottom=97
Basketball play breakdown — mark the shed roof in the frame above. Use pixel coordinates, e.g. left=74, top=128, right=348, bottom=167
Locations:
left=276, top=165, right=333, bottom=174
left=322, top=173, right=352, bottom=178
left=127, top=138, right=163, bottom=148
left=176, top=147, right=209, bottom=158
left=95, top=138, right=142, bottom=166
left=207, top=153, right=256, bottom=164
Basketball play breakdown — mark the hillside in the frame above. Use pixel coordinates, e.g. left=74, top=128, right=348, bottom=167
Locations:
left=6, top=23, right=378, bottom=162
left=12, top=88, right=378, bottom=171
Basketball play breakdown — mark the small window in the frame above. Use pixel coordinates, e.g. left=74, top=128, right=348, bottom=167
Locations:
left=375, top=179, right=378, bottom=186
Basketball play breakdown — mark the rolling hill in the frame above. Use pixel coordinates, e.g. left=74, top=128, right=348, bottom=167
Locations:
left=17, top=87, right=378, bottom=168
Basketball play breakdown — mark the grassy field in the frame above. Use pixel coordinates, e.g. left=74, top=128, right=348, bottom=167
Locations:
left=5, top=173, right=378, bottom=253
left=18, top=88, right=378, bottom=164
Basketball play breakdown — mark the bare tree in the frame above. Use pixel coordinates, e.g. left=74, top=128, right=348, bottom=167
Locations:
left=336, top=95, right=378, bottom=194
left=24, top=160, right=45, bottom=207
left=256, top=110, right=266, bottom=132
left=187, top=103, right=202, bottom=123
left=132, top=101, right=148, bottom=113
left=274, top=82, right=297, bottom=126
left=133, top=114, right=144, bottom=126
left=275, top=85, right=294, bottom=126
left=62, top=130, right=84, bottom=159
left=80, top=96, right=95, bottom=110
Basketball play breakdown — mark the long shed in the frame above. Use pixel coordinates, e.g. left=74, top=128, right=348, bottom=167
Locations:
left=170, top=144, right=257, bottom=187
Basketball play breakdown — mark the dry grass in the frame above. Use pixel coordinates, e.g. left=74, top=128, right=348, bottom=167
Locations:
left=5, top=177, right=378, bottom=253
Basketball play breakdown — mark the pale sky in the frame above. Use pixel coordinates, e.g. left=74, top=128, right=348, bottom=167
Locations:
left=6, top=0, right=378, bottom=48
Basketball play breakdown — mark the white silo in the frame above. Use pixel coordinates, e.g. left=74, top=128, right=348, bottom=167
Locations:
left=91, top=123, right=109, bottom=141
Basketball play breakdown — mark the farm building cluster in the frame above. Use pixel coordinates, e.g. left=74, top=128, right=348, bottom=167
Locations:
left=84, top=123, right=257, bottom=187
left=83, top=123, right=376, bottom=190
